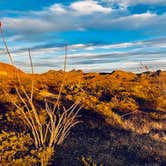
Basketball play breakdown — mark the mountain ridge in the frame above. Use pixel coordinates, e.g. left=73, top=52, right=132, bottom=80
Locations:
left=0, top=62, right=24, bottom=75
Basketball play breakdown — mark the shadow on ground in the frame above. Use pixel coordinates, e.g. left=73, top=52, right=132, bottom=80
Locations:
left=53, top=120, right=166, bottom=166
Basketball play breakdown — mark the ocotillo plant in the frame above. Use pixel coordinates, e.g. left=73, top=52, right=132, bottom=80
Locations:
left=0, top=21, right=81, bottom=166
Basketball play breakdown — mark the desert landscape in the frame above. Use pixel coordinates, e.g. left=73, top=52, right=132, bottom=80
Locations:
left=0, top=61, right=166, bottom=165
left=0, top=0, right=166, bottom=166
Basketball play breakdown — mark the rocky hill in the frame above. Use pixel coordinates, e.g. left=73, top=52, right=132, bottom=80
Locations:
left=0, top=62, right=24, bottom=76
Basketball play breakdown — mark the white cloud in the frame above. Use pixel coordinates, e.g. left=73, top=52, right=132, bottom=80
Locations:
left=49, top=4, right=67, bottom=14
left=110, top=12, right=157, bottom=29
left=1, top=1, right=166, bottom=44
left=3, top=17, right=54, bottom=33
left=2, top=10, right=160, bottom=37
left=70, top=0, right=112, bottom=15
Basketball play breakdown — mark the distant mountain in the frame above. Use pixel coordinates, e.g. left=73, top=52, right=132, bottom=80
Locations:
left=0, top=62, right=24, bottom=76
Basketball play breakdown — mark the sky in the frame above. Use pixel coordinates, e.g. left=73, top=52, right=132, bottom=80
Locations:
left=0, top=0, right=166, bottom=73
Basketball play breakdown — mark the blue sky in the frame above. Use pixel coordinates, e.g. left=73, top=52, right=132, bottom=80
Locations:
left=0, top=0, right=166, bottom=73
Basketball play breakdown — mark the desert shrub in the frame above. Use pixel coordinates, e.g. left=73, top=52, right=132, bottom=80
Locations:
left=81, top=156, right=103, bottom=166
left=0, top=131, right=38, bottom=165
left=113, top=97, right=138, bottom=113
left=156, top=96, right=166, bottom=112
left=149, top=112, right=166, bottom=120
left=0, top=90, right=12, bottom=103
left=131, top=84, right=150, bottom=99
left=70, top=92, right=122, bottom=126
left=95, top=102, right=122, bottom=126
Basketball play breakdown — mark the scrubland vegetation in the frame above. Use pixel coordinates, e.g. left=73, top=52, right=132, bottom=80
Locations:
left=0, top=63, right=166, bottom=165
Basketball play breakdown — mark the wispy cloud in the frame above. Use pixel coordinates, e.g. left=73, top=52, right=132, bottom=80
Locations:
left=1, top=37, right=165, bottom=73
